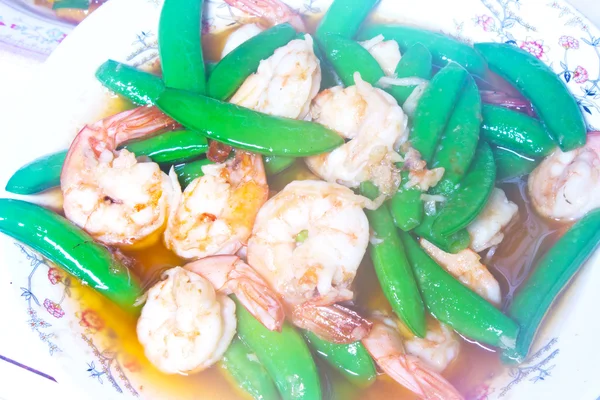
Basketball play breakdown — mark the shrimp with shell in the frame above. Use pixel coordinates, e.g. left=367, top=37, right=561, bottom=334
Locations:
left=61, top=106, right=179, bottom=247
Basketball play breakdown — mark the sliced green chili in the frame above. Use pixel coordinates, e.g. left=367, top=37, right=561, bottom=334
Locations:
left=96, top=60, right=164, bottom=106
left=401, top=232, right=519, bottom=349
left=386, top=43, right=433, bottom=105
left=492, top=146, right=540, bottom=182
left=475, top=42, right=586, bottom=151
left=0, top=199, right=142, bottom=314
left=316, top=0, right=379, bottom=40
left=6, top=151, right=67, bottom=195
left=119, top=129, right=208, bottom=163
left=156, top=88, right=344, bottom=156
left=389, top=171, right=423, bottom=231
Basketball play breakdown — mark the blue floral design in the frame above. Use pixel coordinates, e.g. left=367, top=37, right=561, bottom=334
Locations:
left=87, top=361, right=106, bottom=384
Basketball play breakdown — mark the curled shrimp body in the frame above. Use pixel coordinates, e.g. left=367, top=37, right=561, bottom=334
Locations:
left=306, top=73, right=408, bottom=196
left=224, top=0, right=306, bottom=31
left=61, top=106, right=178, bottom=247
left=359, top=34, right=401, bottom=77
left=403, top=319, right=460, bottom=373
left=467, top=188, right=518, bottom=252
left=529, top=132, right=600, bottom=221
left=164, top=151, right=268, bottom=259
left=248, top=180, right=373, bottom=343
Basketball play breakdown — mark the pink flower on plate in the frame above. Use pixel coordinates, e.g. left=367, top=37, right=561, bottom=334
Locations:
left=47, top=267, right=64, bottom=285
left=43, top=299, right=65, bottom=319
left=559, top=35, right=579, bottom=50
left=476, top=15, right=495, bottom=32
left=519, top=39, right=546, bottom=59
left=573, top=66, right=589, bottom=84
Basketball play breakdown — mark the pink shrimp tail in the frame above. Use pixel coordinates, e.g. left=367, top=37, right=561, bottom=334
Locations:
left=292, top=303, right=372, bottom=344
left=224, top=0, right=306, bottom=31
left=362, top=322, right=463, bottom=400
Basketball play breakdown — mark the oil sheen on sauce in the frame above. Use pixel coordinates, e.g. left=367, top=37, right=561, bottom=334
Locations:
left=65, top=20, right=566, bottom=400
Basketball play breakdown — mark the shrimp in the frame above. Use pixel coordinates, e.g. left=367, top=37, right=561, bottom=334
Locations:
left=61, top=106, right=179, bottom=247
left=137, top=256, right=284, bottom=374
left=362, top=320, right=463, bottom=400
left=305, top=72, right=408, bottom=196
left=164, top=151, right=268, bottom=259
left=359, top=34, right=401, bottom=77
left=420, top=238, right=501, bottom=305
left=467, top=188, right=518, bottom=252
left=229, top=34, right=321, bottom=120
left=247, top=180, right=373, bottom=343
left=403, top=318, right=460, bottom=373
left=221, top=23, right=263, bottom=58
left=528, top=132, right=600, bottom=221
left=223, top=0, right=306, bottom=31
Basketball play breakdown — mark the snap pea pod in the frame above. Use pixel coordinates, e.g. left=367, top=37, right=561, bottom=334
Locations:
left=173, top=158, right=214, bottom=188
left=481, top=104, right=555, bottom=157
left=159, top=0, right=206, bottom=93
left=0, top=199, right=142, bottom=314
left=413, top=213, right=470, bottom=254
left=235, top=297, right=321, bottom=400
left=5, top=151, right=67, bottom=195
left=386, top=43, right=433, bottom=105
left=264, top=156, right=295, bottom=176
left=156, top=89, right=343, bottom=156
left=316, top=0, right=379, bottom=39
left=95, top=60, right=164, bottom=106
left=492, top=146, right=540, bottom=182
left=119, top=129, right=208, bottom=163
left=388, top=171, right=423, bottom=231
left=503, top=209, right=600, bottom=363
left=432, top=143, right=496, bottom=236
left=409, top=62, right=468, bottom=164
left=208, top=24, right=297, bottom=100
left=357, top=24, right=487, bottom=76
left=301, top=330, right=376, bottom=388
left=360, top=181, right=426, bottom=337
left=308, top=34, right=342, bottom=90
left=430, top=75, right=482, bottom=195
left=475, top=42, right=586, bottom=151
left=52, top=0, right=88, bottom=10
left=219, top=337, right=279, bottom=400
left=401, top=232, right=519, bottom=349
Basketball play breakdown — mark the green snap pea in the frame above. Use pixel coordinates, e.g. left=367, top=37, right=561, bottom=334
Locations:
left=492, top=146, right=540, bottom=182
left=219, top=337, right=279, bottom=400
left=208, top=24, right=297, bottom=100
left=119, top=129, right=208, bottom=163
left=309, top=35, right=342, bottom=90
left=173, top=158, right=214, bottom=188
left=0, top=199, right=142, bottom=314
left=159, top=0, right=206, bottom=93
left=433, top=143, right=496, bottom=236
left=481, top=104, right=556, bottom=157
left=386, top=43, right=433, bottom=105
left=413, top=212, right=470, bottom=254
left=156, top=88, right=343, bottom=156
left=357, top=24, right=487, bottom=76
left=235, top=297, right=321, bottom=400
left=430, top=75, right=482, bottom=195
left=401, top=232, right=519, bottom=349
left=302, top=330, right=376, bottom=388
left=503, top=209, right=600, bottom=363
left=388, top=171, right=423, bottom=231
left=95, top=60, right=164, bottom=106
left=360, top=182, right=426, bottom=337
left=475, top=42, right=586, bottom=151
left=6, top=151, right=66, bottom=195
left=264, top=156, right=295, bottom=176
left=409, top=62, right=468, bottom=164
left=52, top=0, right=88, bottom=10
left=316, top=0, right=379, bottom=39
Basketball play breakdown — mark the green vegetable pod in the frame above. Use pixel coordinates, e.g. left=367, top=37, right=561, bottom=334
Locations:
left=386, top=43, right=433, bottom=105
left=219, top=337, right=279, bottom=400
left=316, top=0, right=380, bottom=39
left=302, top=330, right=376, bottom=388
left=357, top=24, right=487, bottom=76
left=119, top=129, right=208, bottom=163
left=389, top=170, right=424, bottom=232
left=475, top=42, right=586, bottom=151
left=481, top=104, right=556, bottom=157
left=432, top=142, right=496, bottom=236
left=156, top=88, right=344, bottom=157
left=5, top=151, right=67, bottom=195
left=0, top=199, right=142, bottom=314
left=361, top=182, right=426, bottom=337
left=208, top=24, right=297, bottom=101
left=409, top=62, right=468, bottom=164
left=413, top=212, right=470, bottom=254
left=401, top=232, right=519, bottom=349
left=173, top=158, right=214, bottom=188
left=503, top=208, right=600, bottom=363
left=235, top=297, right=321, bottom=400
left=430, top=75, right=482, bottom=195
left=95, top=60, right=164, bottom=106
left=264, top=156, right=295, bottom=176
left=492, top=146, right=540, bottom=182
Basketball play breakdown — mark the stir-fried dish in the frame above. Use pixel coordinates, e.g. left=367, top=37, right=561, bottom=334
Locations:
left=4, top=0, right=600, bottom=399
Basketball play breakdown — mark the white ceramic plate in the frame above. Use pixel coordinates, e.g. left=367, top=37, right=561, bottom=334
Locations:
left=2, top=0, right=600, bottom=399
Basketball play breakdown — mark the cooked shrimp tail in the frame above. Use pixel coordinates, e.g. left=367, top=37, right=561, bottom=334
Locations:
left=224, top=0, right=306, bottom=31
left=362, top=322, right=463, bottom=400
left=292, top=303, right=373, bottom=343
left=185, top=255, right=284, bottom=332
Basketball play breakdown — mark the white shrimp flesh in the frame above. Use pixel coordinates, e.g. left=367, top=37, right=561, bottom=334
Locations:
left=403, top=318, right=460, bottom=373
left=359, top=34, right=401, bottom=77
left=223, top=0, right=306, bottom=31
left=221, top=23, right=263, bottom=58
left=467, top=188, right=518, bottom=252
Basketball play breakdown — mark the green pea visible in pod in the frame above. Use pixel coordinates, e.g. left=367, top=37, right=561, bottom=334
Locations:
left=492, top=145, right=540, bottom=182
left=95, top=60, right=164, bottom=106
